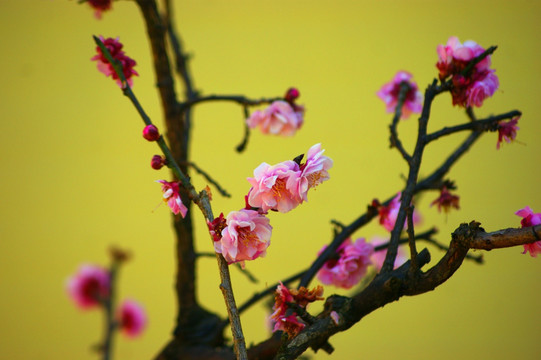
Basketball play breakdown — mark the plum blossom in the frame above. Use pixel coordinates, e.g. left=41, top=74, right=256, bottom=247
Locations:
left=516, top=206, right=541, bottom=257
left=246, top=100, right=303, bottom=136
left=87, top=0, right=112, bottom=19
left=91, top=36, right=138, bottom=88
left=369, top=236, right=407, bottom=272
left=270, top=283, right=323, bottom=338
left=436, top=36, right=499, bottom=108
left=213, top=209, right=272, bottom=267
left=317, top=238, right=374, bottom=289
left=430, top=186, right=460, bottom=213
left=151, top=155, right=166, bottom=170
left=66, top=264, right=110, bottom=309
left=296, top=143, right=333, bottom=202
left=117, top=299, right=147, bottom=338
left=377, top=71, right=423, bottom=119
left=375, top=193, right=421, bottom=232
left=497, top=116, right=520, bottom=149
left=247, top=161, right=302, bottom=213
left=156, top=180, right=188, bottom=217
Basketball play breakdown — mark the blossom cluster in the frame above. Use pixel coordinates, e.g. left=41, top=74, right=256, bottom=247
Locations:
left=247, top=88, right=305, bottom=136
left=436, top=36, right=499, bottom=108
left=211, top=144, right=332, bottom=267
left=92, top=36, right=138, bottom=88
left=66, top=264, right=147, bottom=337
left=270, top=283, right=324, bottom=338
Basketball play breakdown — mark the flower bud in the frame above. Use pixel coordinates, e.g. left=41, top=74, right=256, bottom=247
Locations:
left=151, top=155, right=166, bottom=170
left=284, top=87, right=300, bottom=103
left=143, top=124, right=160, bottom=141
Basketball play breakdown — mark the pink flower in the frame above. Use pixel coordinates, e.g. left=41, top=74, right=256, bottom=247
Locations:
left=270, top=283, right=323, bottom=338
left=247, top=161, right=302, bottom=213
left=497, top=116, right=520, bottom=149
left=436, top=36, right=498, bottom=108
left=117, top=299, right=147, bottom=338
left=207, top=212, right=227, bottom=242
left=296, top=143, right=333, bottom=202
left=377, top=71, right=423, bottom=119
left=156, top=180, right=188, bottom=217
left=66, top=264, right=110, bottom=309
left=246, top=100, right=303, bottom=136
left=516, top=206, right=541, bottom=257
left=369, top=237, right=407, bottom=272
left=91, top=36, right=138, bottom=88
left=317, top=238, right=374, bottom=289
left=376, top=193, right=421, bottom=232
left=465, top=71, right=499, bottom=108
left=214, top=209, right=272, bottom=267
left=87, top=0, right=112, bottom=19
left=430, top=186, right=460, bottom=213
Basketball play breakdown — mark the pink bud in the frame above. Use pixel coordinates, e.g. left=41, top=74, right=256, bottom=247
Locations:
left=143, top=125, right=160, bottom=141
left=284, top=87, right=300, bottom=102
left=151, top=155, right=166, bottom=170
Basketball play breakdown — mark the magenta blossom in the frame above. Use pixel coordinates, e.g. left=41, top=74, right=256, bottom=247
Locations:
left=515, top=206, right=541, bottom=257
left=296, top=143, right=333, bottom=202
left=436, top=36, right=498, bottom=108
left=497, top=116, right=520, bottom=149
left=143, top=124, right=160, bottom=141
left=66, top=264, right=110, bottom=309
left=247, top=161, right=302, bottom=213
left=117, top=299, right=147, bottom=338
left=246, top=100, right=304, bottom=136
left=87, top=0, right=112, bottom=19
left=156, top=180, right=188, bottom=218
left=270, top=283, right=323, bottom=338
left=317, top=238, right=374, bottom=289
left=377, top=71, right=423, bottom=119
left=214, top=209, right=272, bottom=267
left=369, top=237, right=407, bottom=271
left=430, top=186, right=460, bottom=213
left=376, top=193, right=421, bottom=232
left=91, top=36, right=138, bottom=88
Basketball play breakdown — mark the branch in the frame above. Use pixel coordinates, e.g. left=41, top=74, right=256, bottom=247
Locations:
left=389, top=81, right=413, bottom=163
left=425, top=110, right=521, bottom=143
left=275, top=222, right=539, bottom=358
left=179, top=94, right=281, bottom=111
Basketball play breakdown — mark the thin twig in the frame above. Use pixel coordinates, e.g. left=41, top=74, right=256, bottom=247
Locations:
left=389, top=81, right=413, bottom=163
left=183, top=161, right=231, bottom=198
left=406, top=205, right=418, bottom=272
left=197, top=252, right=259, bottom=283
left=179, top=94, right=281, bottom=111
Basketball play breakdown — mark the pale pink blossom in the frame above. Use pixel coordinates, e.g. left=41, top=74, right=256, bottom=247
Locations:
left=497, top=116, right=520, bottom=149
left=369, top=237, right=407, bottom=272
left=214, top=209, right=272, bottom=267
left=117, top=299, right=147, bottom=338
left=91, top=36, right=138, bottom=88
left=317, top=238, right=374, bottom=289
left=156, top=180, right=188, bottom=217
left=297, top=143, right=333, bottom=201
left=66, top=264, right=110, bottom=309
left=436, top=36, right=498, bottom=108
left=87, top=0, right=112, bottom=19
left=246, top=100, right=303, bottom=136
left=247, top=161, right=302, bottom=213
left=377, top=71, right=423, bottom=119
left=516, top=206, right=541, bottom=257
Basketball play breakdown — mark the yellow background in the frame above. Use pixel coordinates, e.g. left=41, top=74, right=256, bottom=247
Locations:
left=1, top=0, right=540, bottom=359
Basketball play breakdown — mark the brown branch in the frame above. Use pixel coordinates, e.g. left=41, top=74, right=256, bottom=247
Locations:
left=274, top=222, right=539, bottom=359
left=389, top=81, right=413, bottom=163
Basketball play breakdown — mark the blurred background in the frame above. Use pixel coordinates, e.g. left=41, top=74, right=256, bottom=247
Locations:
left=1, top=0, right=540, bottom=359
